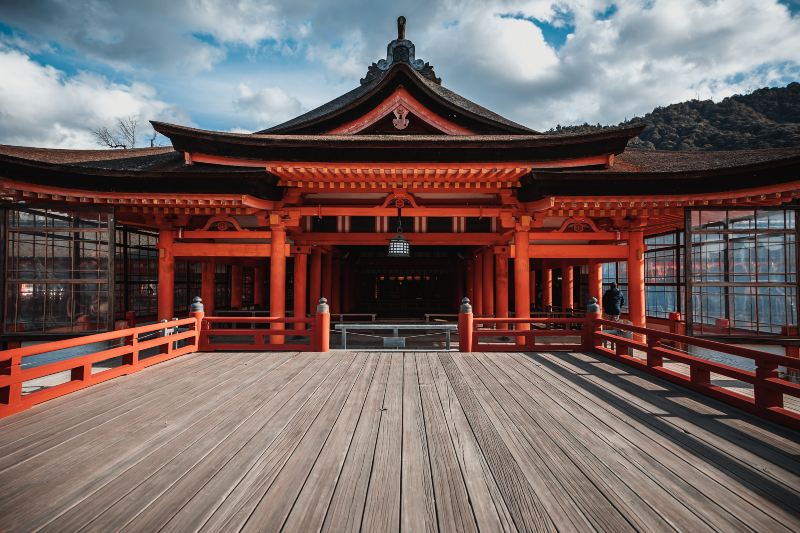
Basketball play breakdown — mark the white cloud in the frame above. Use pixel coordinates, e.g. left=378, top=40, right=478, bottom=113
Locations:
left=232, top=83, right=303, bottom=128
left=0, top=47, right=189, bottom=148
left=0, top=0, right=798, bottom=142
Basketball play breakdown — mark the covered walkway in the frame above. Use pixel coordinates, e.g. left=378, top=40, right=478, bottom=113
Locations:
left=0, top=350, right=798, bottom=532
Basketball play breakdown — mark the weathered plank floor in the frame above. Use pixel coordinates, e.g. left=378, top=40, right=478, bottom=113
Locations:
left=1, top=350, right=798, bottom=532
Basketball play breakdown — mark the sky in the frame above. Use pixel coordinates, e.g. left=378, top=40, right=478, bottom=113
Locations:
left=0, top=0, right=798, bottom=148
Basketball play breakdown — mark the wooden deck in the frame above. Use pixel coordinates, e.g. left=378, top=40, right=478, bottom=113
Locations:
left=1, top=351, right=799, bottom=532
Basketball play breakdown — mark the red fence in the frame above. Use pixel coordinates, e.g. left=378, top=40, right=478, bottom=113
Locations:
left=469, top=317, right=589, bottom=352
left=458, top=309, right=800, bottom=430
left=0, top=305, right=332, bottom=420
left=199, top=315, right=323, bottom=352
left=0, top=316, right=201, bottom=418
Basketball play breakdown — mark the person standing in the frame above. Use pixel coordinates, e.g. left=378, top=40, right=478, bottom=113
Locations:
left=602, top=282, right=625, bottom=321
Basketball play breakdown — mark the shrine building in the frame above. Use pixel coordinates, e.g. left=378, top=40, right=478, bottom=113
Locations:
left=2, top=17, right=800, bottom=346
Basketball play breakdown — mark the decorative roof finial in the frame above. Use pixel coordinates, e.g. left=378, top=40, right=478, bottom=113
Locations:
left=360, top=15, right=441, bottom=86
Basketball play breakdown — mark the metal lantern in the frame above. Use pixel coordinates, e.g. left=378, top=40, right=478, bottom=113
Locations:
left=388, top=233, right=410, bottom=257
left=388, top=202, right=411, bottom=257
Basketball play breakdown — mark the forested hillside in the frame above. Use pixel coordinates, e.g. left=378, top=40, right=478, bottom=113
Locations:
left=549, top=82, right=800, bottom=150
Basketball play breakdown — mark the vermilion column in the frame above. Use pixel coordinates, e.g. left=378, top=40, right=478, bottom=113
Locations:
left=628, top=230, right=646, bottom=328
left=482, top=249, right=494, bottom=317
left=466, top=258, right=475, bottom=303
left=270, top=225, right=287, bottom=343
left=157, top=228, right=174, bottom=320
left=514, top=229, right=531, bottom=342
left=542, top=267, right=553, bottom=309
left=231, top=264, right=243, bottom=309
left=561, top=260, right=574, bottom=311
left=254, top=264, right=264, bottom=308
left=310, top=247, right=322, bottom=311
left=331, top=255, right=341, bottom=314
left=473, top=253, right=483, bottom=315
left=588, top=259, right=603, bottom=313
left=293, top=251, right=308, bottom=329
left=322, top=251, right=333, bottom=309
left=495, top=251, right=509, bottom=328
left=201, top=261, right=215, bottom=317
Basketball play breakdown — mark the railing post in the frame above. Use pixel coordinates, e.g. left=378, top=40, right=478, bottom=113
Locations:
left=755, top=361, right=783, bottom=410
left=458, top=297, right=473, bottom=352
left=646, top=335, right=663, bottom=368
left=190, top=296, right=205, bottom=351
left=583, top=299, right=601, bottom=351
left=315, top=297, right=331, bottom=352
left=782, top=326, right=799, bottom=382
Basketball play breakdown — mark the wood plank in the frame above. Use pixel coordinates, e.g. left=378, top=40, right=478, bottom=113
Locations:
left=463, top=352, right=644, bottom=531
left=360, top=351, right=404, bottom=532
left=0, top=352, right=269, bottom=526
left=281, top=353, right=381, bottom=532
left=197, top=352, right=360, bottom=531
left=515, top=351, right=791, bottom=532
left=321, top=354, right=391, bottom=532
left=415, top=352, right=479, bottom=533
left=449, top=354, right=592, bottom=532
left=0, top=350, right=217, bottom=448
left=40, top=352, right=315, bottom=532
left=127, top=351, right=344, bottom=532
left=538, top=351, right=800, bottom=529
left=399, top=352, right=437, bottom=533
left=239, top=353, right=375, bottom=531
left=429, top=353, right=516, bottom=532
left=494, top=352, right=719, bottom=532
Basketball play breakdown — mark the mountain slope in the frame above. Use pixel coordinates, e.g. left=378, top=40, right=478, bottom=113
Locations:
left=549, top=82, right=800, bottom=151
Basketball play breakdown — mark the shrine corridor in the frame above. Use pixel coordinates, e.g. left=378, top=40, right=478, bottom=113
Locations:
left=0, top=350, right=798, bottom=532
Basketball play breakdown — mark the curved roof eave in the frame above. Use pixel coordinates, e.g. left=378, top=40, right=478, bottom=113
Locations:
left=258, top=63, right=537, bottom=135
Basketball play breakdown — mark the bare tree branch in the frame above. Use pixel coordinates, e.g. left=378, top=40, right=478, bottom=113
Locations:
left=117, top=116, right=138, bottom=148
left=92, top=115, right=140, bottom=149
left=148, top=130, right=158, bottom=147
left=92, top=126, right=127, bottom=149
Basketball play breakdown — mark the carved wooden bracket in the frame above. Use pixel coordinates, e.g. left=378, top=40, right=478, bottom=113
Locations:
left=201, top=215, right=244, bottom=232
left=557, top=216, right=601, bottom=233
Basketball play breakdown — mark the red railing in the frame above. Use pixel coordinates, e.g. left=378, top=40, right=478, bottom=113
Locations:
left=590, top=318, right=800, bottom=430
left=199, top=316, right=318, bottom=352
left=458, top=308, right=800, bottom=430
left=0, top=316, right=201, bottom=418
left=469, top=317, right=589, bottom=352
left=0, top=301, right=333, bottom=420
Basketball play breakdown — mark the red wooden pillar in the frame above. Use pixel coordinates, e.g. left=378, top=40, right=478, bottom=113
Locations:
left=561, top=260, right=573, bottom=311
left=482, top=249, right=495, bottom=317
left=270, top=224, right=287, bottom=344
left=473, top=253, right=483, bottom=315
left=466, top=258, right=475, bottom=303
left=331, top=254, right=341, bottom=315
left=294, top=250, right=308, bottom=329
left=529, top=268, right=536, bottom=311
left=157, top=228, right=174, bottom=320
left=253, top=264, right=264, bottom=308
left=495, top=250, right=509, bottom=329
left=542, top=267, right=553, bottom=309
left=588, top=259, right=602, bottom=313
left=628, top=230, right=646, bottom=328
left=514, top=228, right=531, bottom=343
left=310, top=247, right=322, bottom=312
left=231, top=264, right=243, bottom=309
left=201, top=261, right=215, bottom=317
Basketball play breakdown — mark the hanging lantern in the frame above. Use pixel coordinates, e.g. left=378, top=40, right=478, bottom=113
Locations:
left=388, top=202, right=411, bottom=257
left=388, top=233, right=410, bottom=257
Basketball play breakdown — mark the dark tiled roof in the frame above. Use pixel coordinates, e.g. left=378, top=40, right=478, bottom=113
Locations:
left=259, top=64, right=535, bottom=135
left=0, top=144, right=173, bottom=164
left=615, top=148, right=800, bottom=172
